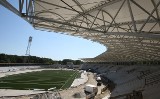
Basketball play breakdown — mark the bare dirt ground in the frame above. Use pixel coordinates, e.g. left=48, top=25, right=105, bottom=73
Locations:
left=59, top=72, right=110, bottom=99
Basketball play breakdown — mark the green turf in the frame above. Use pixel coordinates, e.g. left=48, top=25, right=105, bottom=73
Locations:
left=0, top=70, right=80, bottom=90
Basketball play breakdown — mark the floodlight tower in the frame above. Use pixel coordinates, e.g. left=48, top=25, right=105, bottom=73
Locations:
left=24, top=36, right=32, bottom=63
left=26, top=36, right=32, bottom=56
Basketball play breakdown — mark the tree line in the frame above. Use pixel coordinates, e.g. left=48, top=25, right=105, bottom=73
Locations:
left=0, top=53, right=82, bottom=65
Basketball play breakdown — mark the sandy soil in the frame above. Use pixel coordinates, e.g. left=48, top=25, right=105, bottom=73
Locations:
left=59, top=72, right=109, bottom=99
left=0, top=69, right=44, bottom=78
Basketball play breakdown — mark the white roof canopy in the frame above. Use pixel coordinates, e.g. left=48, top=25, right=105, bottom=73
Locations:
left=1, top=0, right=160, bottom=62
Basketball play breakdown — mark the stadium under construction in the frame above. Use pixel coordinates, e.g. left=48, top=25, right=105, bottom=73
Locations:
left=0, top=0, right=160, bottom=99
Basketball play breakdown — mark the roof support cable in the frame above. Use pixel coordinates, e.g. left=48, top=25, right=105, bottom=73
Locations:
left=90, top=9, right=101, bottom=29
left=106, top=0, right=126, bottom=33
left=151, top=0, right=160, bottom=27
left=127, top=0, right=137, bottom=32
left=149, top=22, right=158, bottom=32
left=130, top=0, right=157, bottom=21
left=139, top=1, right=160, bottom=32
left=60, top=0, right=100, bottom=29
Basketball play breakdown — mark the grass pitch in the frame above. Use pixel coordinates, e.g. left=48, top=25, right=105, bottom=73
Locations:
left=0, top=70, right=80, bottom=90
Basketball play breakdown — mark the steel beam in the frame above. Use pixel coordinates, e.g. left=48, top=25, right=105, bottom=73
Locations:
left=127, top=0, right=137, bottom=32
left=106, top=0, right=126, bottom=32
left=139, top=1, right=160, bottom=32
left=0, top=0, right=22, bottom=17
left=68, top=0, right=123, bottom=22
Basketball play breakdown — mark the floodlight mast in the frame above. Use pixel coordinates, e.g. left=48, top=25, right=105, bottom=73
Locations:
left=24, top=36, right=32, bottom=63
left=26, top=36, right=32, bottom=56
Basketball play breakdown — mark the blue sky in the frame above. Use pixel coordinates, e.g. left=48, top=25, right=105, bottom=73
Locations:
left=0, top=2, right=106, bottom=60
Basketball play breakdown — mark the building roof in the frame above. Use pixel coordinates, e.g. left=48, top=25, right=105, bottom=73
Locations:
left=1, top=0, right=160, bottom=62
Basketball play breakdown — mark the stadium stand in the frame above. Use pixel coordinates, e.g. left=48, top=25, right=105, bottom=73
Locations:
left=1, top=0, right=160, bottom=98
left=81, top=63, right=160, bottom=99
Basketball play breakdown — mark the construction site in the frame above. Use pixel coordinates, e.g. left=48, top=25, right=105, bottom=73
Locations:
left=0, top=0, right=160, bottom=99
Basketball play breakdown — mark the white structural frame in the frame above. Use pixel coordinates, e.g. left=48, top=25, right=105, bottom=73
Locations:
left=1, top=0, right=160, bottom=63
